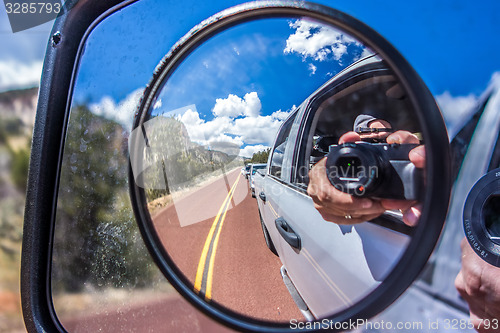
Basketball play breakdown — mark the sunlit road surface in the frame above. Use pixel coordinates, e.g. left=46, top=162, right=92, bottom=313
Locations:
left=153, top=168, right=303, bottom=322
left=61, top=293, right=235, bottom=333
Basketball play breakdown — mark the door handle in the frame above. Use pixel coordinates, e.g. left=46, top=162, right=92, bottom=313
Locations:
left=259, top=191, right=266, bottom=202
left=275, top=217, right=301, bottom=251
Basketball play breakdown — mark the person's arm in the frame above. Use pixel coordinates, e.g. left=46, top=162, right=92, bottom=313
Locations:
left=455, top=238, right=500, bottom=332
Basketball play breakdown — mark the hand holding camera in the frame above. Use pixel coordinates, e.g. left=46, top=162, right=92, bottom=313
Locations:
left=307, top=129, right=424, bottom=226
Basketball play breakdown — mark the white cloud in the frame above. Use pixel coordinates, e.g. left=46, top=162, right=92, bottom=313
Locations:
left=170, top=92, right=292, bottom=156
left=436, top=91, right=478, bottom=138
left=232, top=114, right=284, bottom=145
left=239, top=144, right=269, bottom=158
left=284, top=20, right=359, bottom=62
left=89, top=88, right=144, bottom=128
left=308, top=63, right=317, bottom=75
left=436, top=71, right=500, bottom=139
left=0, top=60, right=43, bottom=91
left=490, top=72, right=500, bottom=90
left=272, top=109, right=293, bottom=121
left=360, top=48, right=375, bottom=59
left=178, top=107, right=203, bottom=127
left=177, top=109, right=233, bottom=143
left=212, top=92, right=261, bottom=118
left=153, top=98, right=162, bottom=110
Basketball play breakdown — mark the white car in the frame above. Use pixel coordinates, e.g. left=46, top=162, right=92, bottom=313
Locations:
left=255, top=55, right=414, bottom=319
left=248, top=163, right=266, bottom=197
left=243, top=163, right=252, bottom=179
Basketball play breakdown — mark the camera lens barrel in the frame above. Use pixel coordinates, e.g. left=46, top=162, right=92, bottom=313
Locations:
left=463, top=168, right=500, bottom=267
left=325, top=142, right=385, bottom=196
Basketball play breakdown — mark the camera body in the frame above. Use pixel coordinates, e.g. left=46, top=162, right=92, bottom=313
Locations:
left=325, top=142, right=423, bottom=200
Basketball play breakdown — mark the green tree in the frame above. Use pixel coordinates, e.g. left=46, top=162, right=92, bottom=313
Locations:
left=250, top=148, right=270, bottom=164
left=0, top=125, right=6, bottom=144
left=52, top=105, right=156, bottom=292
left=9, top=145, right=30, bottom=192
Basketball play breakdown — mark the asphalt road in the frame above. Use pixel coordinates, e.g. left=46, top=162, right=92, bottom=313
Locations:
left=152, top=168, right=303, bottom=322
left=61, top=293, right=235, bottom=333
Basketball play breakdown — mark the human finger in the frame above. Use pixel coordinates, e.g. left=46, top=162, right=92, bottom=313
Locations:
left=403, top=204, right=421, bottom=227
left=409, top=145, right=425, bottom=169
left=386, top=130, right=420, bottom=144
left=380, top=199, right=415, bottom=211
left=339, top=131, right=361, bottom=144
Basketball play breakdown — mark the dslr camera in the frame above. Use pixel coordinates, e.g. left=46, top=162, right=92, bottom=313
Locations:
left=325, top=142, right=423, bottom=200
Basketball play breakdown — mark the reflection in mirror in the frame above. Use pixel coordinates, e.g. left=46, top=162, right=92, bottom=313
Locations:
left=131, top=15, right=424, bottom=322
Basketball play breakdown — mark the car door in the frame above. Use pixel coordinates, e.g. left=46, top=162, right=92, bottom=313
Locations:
left=275, top=132, right=410, bottom=319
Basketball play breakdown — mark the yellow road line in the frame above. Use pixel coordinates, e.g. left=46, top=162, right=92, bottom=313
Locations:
left=193, top=174, right=240, bottom=297
left=205, top=176, right=240, bottom=299
left=268, top=202, right=278, bottom=217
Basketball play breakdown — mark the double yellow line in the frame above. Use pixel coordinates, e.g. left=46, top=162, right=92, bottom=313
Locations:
left=194, top=175, right=240, bottom=301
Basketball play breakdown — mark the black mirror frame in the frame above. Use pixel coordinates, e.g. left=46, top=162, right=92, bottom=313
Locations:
left=20, top=1, right=451, bottom=333
left=21, top=0, right=137, bottom=332
left=130, top=2, right=451, bottom=332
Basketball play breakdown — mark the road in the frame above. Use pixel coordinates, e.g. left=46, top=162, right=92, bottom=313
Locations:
left=152, top=168, right=303, bottom=322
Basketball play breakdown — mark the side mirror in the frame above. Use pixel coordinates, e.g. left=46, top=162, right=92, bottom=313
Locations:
left=128, top=1, right=450, bottom=331
left=22, top=1, right=450, bottom=332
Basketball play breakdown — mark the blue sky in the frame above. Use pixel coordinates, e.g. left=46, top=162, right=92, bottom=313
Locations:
left=0, top=0, right=499, bottom=155
left=138, top=16, right=370, bottom=155
left=1, top=0, right=498, bottom=95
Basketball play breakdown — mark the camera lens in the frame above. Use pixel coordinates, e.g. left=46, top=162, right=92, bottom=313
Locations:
left=484, top=195, right=500, bottom=244
left=336, top=157, right=363, bottom=181
left=325, top=143, right=381, bottom=196
left=463, top=168, right=500, bottom=267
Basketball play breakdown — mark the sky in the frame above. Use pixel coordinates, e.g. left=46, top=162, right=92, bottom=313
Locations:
left=1, top=0, right=499, bottom=156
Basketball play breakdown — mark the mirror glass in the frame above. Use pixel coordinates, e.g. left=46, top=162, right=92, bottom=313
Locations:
left=130, top=14, right=424, bottom=321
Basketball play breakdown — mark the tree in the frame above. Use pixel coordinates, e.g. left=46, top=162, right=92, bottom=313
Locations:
left=250, top=148, right=271, bottom=164
left=52, top=105, right=157, bottom=292
left=9, top=144, right=30, bottom=192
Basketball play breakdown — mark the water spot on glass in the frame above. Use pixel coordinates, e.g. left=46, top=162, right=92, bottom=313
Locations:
left=80, top=138, right=88, bottom=152
left=70, top=153, right=77, bottom=164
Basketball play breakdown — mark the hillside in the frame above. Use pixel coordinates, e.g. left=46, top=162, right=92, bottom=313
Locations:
left=0, top=87, right=37, bottom=332
left=0, top=87, right=38, bottom=130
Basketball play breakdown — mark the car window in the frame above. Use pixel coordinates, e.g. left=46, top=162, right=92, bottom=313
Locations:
left=269, top=113, right=297, bottom=179
left=252, top=165, right=265, bottom=174
left=450, top=96, right=489, bottom=181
